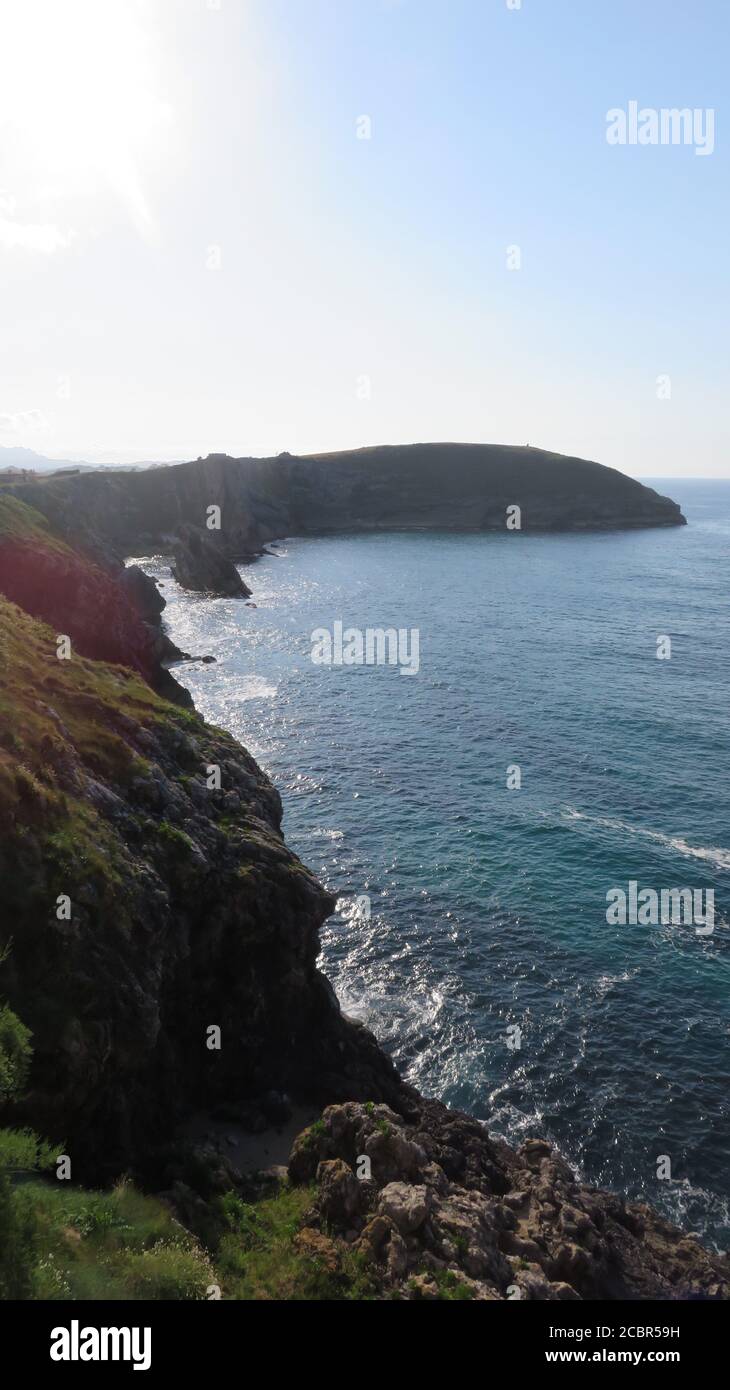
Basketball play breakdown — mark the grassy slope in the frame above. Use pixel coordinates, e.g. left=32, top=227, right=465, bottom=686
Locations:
left=0, top=491, right=212, bottom=915
left=0, top=494, right=72, bottom=552
left=0, top=592, right=173, bottom=919
left=7, top=1170, right=384, bottom=1301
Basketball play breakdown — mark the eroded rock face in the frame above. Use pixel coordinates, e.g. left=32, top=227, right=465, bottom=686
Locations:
left=288, top=1102, right=730, bottom=1301
left=170, top=524, right=251, bottom=597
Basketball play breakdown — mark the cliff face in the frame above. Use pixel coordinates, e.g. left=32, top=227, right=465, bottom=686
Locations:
left=7, top=444, right=684, bottom=576
left=0, top=496, right=190, bottom=706
left=0, top=590, right=403, bottom=1181
left=278, top=443, right=685, bottom=535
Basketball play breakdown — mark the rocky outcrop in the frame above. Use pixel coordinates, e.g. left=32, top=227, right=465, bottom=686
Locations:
left=287, top=1102, right=729, bottom=1301
left=171, top=523, right=251, bottom=597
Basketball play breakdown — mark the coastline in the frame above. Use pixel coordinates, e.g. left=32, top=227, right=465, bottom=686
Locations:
left=1, top=474, right=728, bottom=1299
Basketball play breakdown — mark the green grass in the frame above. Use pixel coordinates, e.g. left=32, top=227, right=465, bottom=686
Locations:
left=216, top=1184, right=379, bottom=1301
left=10, top=1177, right=215, bottom=1301
left=421, top=1268, right=475, bottom=1301
left=155, top=821, right=196, bottom=855
left=0, top=495, right=71, bottom=556
left=0, top=595, right=198, bottom=927
left=0, top=1170, right=385, bottom=1302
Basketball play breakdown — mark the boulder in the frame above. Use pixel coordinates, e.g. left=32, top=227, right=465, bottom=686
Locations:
left=378, top=1182, right=429, bottom=1235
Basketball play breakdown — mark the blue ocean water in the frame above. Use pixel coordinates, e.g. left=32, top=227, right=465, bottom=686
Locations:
left=136, top=479, right=730, bottom=1249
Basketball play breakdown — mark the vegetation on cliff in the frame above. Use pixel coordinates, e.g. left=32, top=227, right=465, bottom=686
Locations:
left=0, top=502, right=401, bottom=1180
left=0, top=493, right=188, bottom=700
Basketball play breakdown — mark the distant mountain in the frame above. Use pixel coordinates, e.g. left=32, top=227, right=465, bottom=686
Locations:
left=0, top=445, right=98, bottom=474
left=0, top=446, right=182, bottom=475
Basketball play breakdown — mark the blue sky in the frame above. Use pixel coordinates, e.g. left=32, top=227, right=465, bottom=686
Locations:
left=0, top=0, right=727, bottom=474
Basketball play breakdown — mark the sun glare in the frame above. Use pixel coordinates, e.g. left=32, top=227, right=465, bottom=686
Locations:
left=0, top=0, right=171, bottom=242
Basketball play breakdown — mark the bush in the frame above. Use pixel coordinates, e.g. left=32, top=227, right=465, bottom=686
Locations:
left=119, top=1242, right=214, bottom=1300
left=0, top=1172, right=37, bottom=1298
left=0, top=1004, right=32, bottom=1101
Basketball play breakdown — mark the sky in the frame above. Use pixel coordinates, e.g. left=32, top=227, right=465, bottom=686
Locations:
left=0, top=0, right=727, bottom=476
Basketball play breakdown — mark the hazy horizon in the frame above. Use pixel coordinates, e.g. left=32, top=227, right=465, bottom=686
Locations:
left=1, top=0, right=728, bottom=476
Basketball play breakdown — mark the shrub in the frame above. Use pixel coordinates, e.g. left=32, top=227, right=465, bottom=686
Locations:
left=0, top=1004, right=32, bottom=1101
left=0, top=1172, right=37, bottom=1298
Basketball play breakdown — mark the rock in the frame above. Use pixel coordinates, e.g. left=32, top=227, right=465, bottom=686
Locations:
left=520, top=1138, right=553, bottom=1170
left=316, top=1159, right=363, bottom=1226
left=288, top=1127, right=329, bottom=1185
left=281, top=1102, right=730, bottom=1303
left=386, top=1230, right=408, bottom=1281
left=500, top=1231, right=545, bottom=1263
left=510, top=1266, right=564, bottom=1301
left=550, top=1242, right=593, bottom=1284
left=378, top=1183, right=429, bottom=1235
left=259, top=1165, right=288, bottom=1185
left=171, top=523, right=251, bottom=597
left=0, top=566, right=403, bottom=1179
left=363, top=1126, right=426, bottom=1185
left=0, top=498, right=191, bottom=705
left=559, top=1204, right=594, bottom=1240
left=553, top=1281, right=582, bottom=1301
left=357, top=1215, right=392, bottom=1263
left=293, top=1229, right=340, bottom=1275
left=408, top=1273, right=440, bottom=1300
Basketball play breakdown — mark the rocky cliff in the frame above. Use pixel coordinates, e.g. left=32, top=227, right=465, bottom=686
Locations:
left=0, top=496, right=404, bottom=1179
left=1, top=488, right=726, bottom=1303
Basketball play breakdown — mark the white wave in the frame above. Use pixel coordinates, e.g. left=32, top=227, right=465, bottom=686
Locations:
left=561, top=807, right=730, bottom=873
left=301, top=827, right=344, bottom=841
left=593, top=968, right=640, bottom=1001
left=236, top=676, right=277, bottom=700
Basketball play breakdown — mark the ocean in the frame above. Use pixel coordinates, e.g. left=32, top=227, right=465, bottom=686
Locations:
left=134, top=478, right=730, bottom=1249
